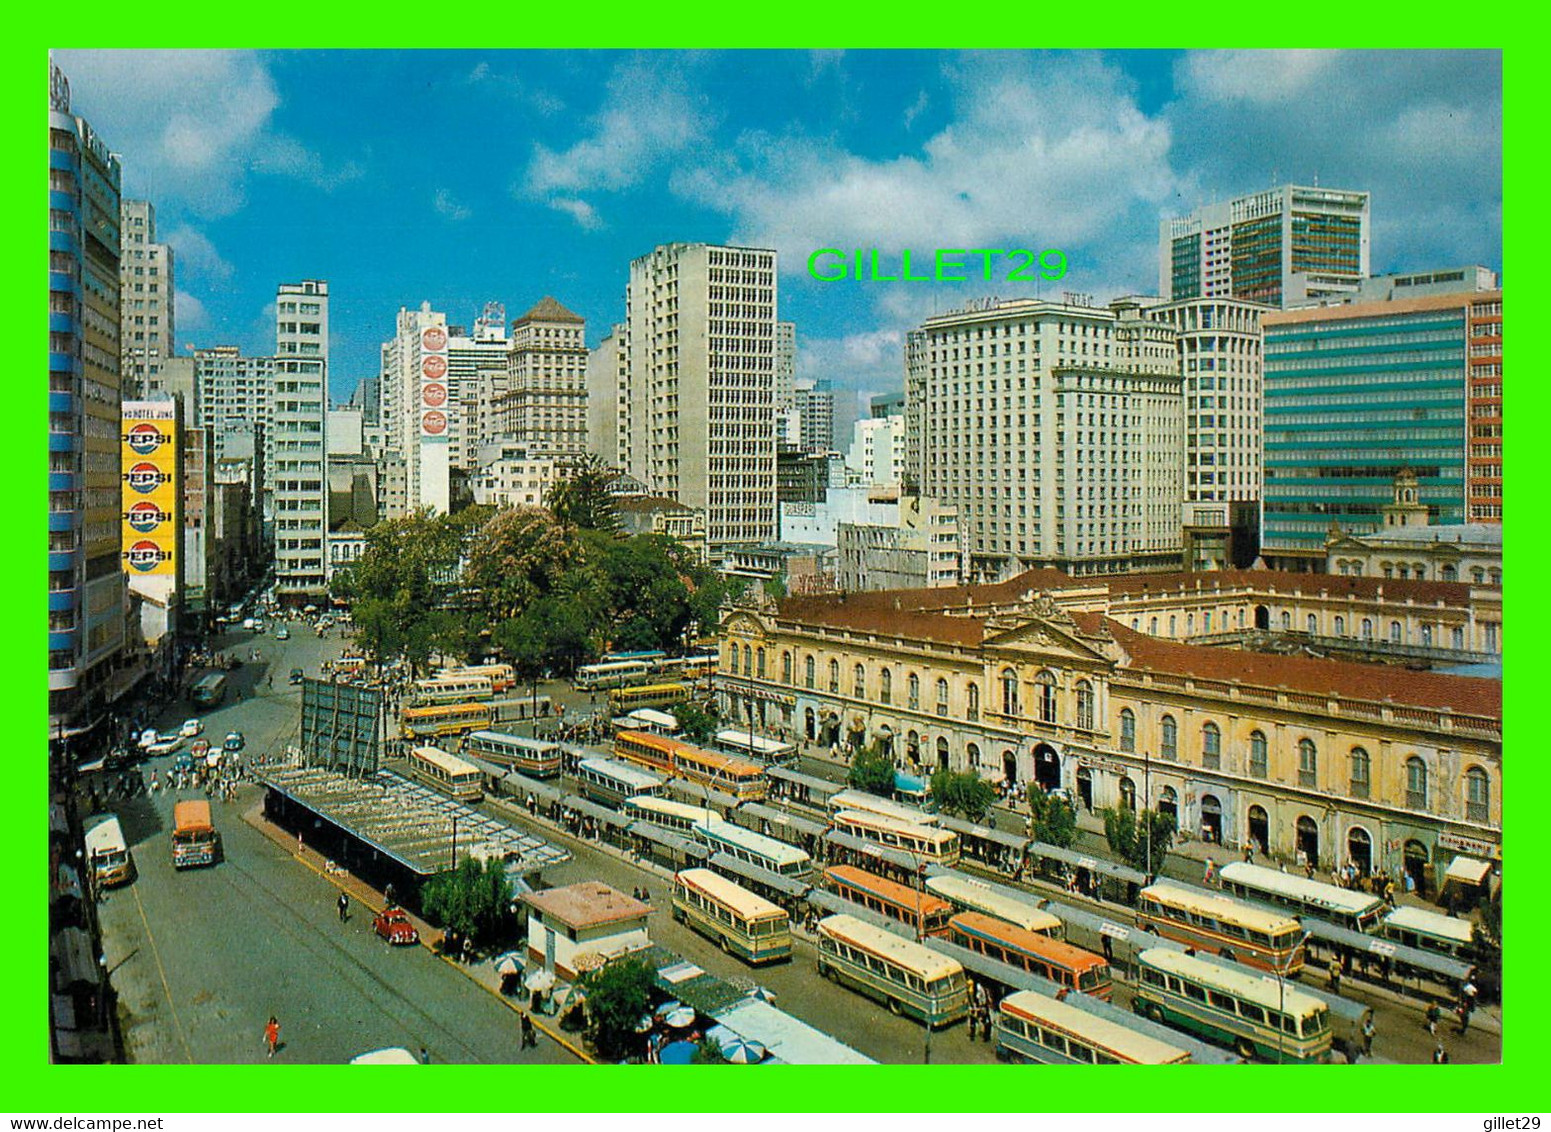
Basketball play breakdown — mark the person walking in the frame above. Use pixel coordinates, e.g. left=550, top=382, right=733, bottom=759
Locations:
left=1425, top=1001, right=1441, bottom=1037
left=520, top=1012, right=538, bottom=1050
left=1432, top=1041, right=1449, bottom=1064
left=1328, top=956, right=1342, bottom=996
left=337, top=892, right=349, bottom=922
left=264, top=1016, right=280, bottom=1058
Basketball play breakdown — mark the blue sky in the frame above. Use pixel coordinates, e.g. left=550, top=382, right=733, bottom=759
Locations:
left=54, top=49, right=1502, bottom=427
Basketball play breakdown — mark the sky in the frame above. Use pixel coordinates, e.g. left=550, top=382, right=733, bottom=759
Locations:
left=53, top=48, right=1502, bottom=430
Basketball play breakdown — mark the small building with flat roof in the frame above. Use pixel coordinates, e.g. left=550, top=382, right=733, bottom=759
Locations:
left=522, top=881, right=651, bottom=980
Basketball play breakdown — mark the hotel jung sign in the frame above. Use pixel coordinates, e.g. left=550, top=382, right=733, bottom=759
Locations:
left=419, top=324, right=449, bottom=441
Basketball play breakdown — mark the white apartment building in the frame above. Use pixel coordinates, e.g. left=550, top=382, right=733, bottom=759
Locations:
left=503, top=296, right=587, bottom=456
left=906, top=296, right=1185, bottom=581
left=775, top=320, right=796, bottom=409
left=586, top=323, right=624, bottom=468
left=845, top=415, right=906, bottom=488
left=272, top=279, right=329, bottom=599
left=379, top=303, right=450, bottom=515
left=119, top=199, right=175, bottom=399
left=447, top=311, right=510, bottom=472
left=793, top=378, right=833, bottom=454
left=471, top=442, right=570, bottom=508
left=622, top=243, right=778, bottom=552
left=836, top=495, right=963, bottom=591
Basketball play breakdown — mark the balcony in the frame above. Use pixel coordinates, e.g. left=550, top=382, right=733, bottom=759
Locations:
left=48, top=550, right=78, bottom=572
left=48, top=431, right=78, bottom=453
left=48, top=511, right=80, bottom=533
left=49, top=391, right=77, bottom=414
left=48, top=628, right=78, bottom=652
left=48, top=589, right=78, bottom=613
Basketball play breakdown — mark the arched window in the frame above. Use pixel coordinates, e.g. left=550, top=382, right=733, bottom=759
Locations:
left=1471, top=567, right=1485, bottom=584
left=828, top=659, right=840, bottom=693
left=1488, top=568, right=1501, bottom=586
left=879, top=667, right=892, bottom=704
left=805, top=654, right=815, bottom=689
left=1389, top=621, right=1402, bottom=643
left=1249, top=731, right=1268, bottom=778
left=1119, top=776, right=1136, bottom=811
left=1161, top=715, right=1177, bottom=761
left=1441, top=564, right=1458, bottom=583
left=1132, top=618, right=1140, bottom=631
left=1280, top=610, right=1292, bottom=630
left=1119, top=708, right=1136, bottom=752
left=1149, top=616, right=1158, bottom=634
left=781, top=651, right=792, bottom=684
left=1036, top=670, right=1057, bottom=723
left=1334, top=615, right=1346, bottom=636
left=1306, top=613, right=1318, bottom=634
left=1168, top=615, right=1177, bottom=637
left=1466, top=766, right=1490, bottom=822
left=1001, top=668, right=1019, bottom=716
left=1361, top=618, right=1373, bottom=640
left=1420, top=624, right=1433, bottom=647
left=756, top=648, right=766, bottom=678
left=1451, top=626, right=1464, bottom=650
left=907, top=672, right=920, bottom=710
left=1076, top=680, right=1094, bottom=730
left=1201, top=722, right=1221, bottom=769
left=853, top=664, right=866, bottom=700
left=967, top=743, right=981, bottom=769
left=936, top=677, right=950, bottom=716
left=1406, top=756, right=1429, bottom=810
left=966, top=683, right=980, bottom=721
left=742, top=644, right=752, bottom=675
left=1349, top=747, right=1370, bottom=798
left=729, top=644, right=740, bottom=675
left=1298, top=739, right=1317, bottom=787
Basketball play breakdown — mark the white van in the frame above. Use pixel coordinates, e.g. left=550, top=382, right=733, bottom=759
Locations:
left=84, top=814, right=135, bottom=888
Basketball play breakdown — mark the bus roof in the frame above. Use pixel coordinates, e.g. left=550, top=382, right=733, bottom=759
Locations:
left=694, top=820, right=811, bottom=868
left=626, top=796, right=718, bottom=824
left=926, top=876, right=1062, bottom=933
left=826, top=865, right=953, bottom=917
left=1219, top=861, right=1386, bottom=918
left=83, top=814, right=125, bottom=854
left=404, top=702, right=490, bottom=717
left=1000, top=990, right=1189, bottom=1064
left=1141, top=883, right=1302, bottom=936
left=467, top=730, right=559, bottom=753
left=194, top=672, right=226, bottom=687
left=834, top=810, right=956, bottom=845
left=173, top=799, right=213, bottom=830
left=818, top=914, right=963, bottom=982
left=613, top=682, right=688, bottom=696
left=828, top=789, right=939, bottom=826
left=676, top=868, right=787, bottom=921
left=1139, top=948, right=1327, bottom=1017
left=581, top=659, right=651, bottom=671
left=715, top=729, right=794, bottom=756
left=1383, top=905, right=1476, bottom=944
left=949, top=912, right=1100, bottom=968
left=578, top=757, right=663, bottom=790
left=626, top=708, right=679, bottom=729
left=412, top=746, right=481, bottom=776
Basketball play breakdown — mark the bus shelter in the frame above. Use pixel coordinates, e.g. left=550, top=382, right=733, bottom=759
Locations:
left=936, top=815, right=1030, bottom=873
left=766, top=766, right=844, bottom=811
left=629, top=821, right=710, bottom=873
left=1301, top=917, right=1472, bottom=1001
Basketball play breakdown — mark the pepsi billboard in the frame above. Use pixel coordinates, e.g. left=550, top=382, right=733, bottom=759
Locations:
left=120, top=403, right=178, bottom=577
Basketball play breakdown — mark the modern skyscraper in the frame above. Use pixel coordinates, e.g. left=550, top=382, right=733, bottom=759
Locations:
left=775, top=320, right=797, bottom=409
left=622, top=243, right=778, bottom=551
left=49, top=61, right=127, bottom=734
left=793, top=378, right=833, bottom=454
left=379, top=303, right=449, bottom=515
left=447, top=309, right=511, bottom=472
left=118, top=199, right=175, bottom=400
left=272, top=280, right=329, bottom=599
left=1160, top=185, right=1370, bottom=308
left=192, top=346, right=275, bottom=459
left=502, top=296, right=587, bottom=455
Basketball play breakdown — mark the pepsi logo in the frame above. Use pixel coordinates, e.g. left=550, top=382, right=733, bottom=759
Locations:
left=124, top=462, right=168, bottom=494
left=123, top=539, right=168, bottom=572
left=422, top=326, right=448, bottom=352
left=125, top=501, right=172, bottom=533
left=124, top=422, right=168, bottom=455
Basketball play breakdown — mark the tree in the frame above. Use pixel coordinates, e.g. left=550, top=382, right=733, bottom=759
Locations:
left=544, top=454, right=621, bottom=532
left=464, top=505, right=577, bottom=622
left=419, top=856, right=514, bottom=951
left=929, top=769, right=996, bottom=822
left=1027, top=789, right=1078, bottom=848
left=579, top=955, right=656, bottom=1060
left=672, top=700, right=720, bottom=743
left=690, top=1037, right=728, bottom=1064
left=848, top=741, right=896, bottom=796
left=1101, top=806, right=1176, bottom=875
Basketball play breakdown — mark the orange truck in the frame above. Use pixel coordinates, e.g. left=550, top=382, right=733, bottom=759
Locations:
left=171, top=799, right=221, bottom=869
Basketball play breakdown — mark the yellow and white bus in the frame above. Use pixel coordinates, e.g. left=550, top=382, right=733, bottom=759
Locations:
left=623, top=796, right=719, bottom=834
left=575, top=660, right=652, bottom=691
left=439, top=663, right=516, bottom=693
left=405, top=745, right=483, bottom=802
left=401, top=702, right=494, bottom=739
left=694, top=819, right=813, bottom=880
left=461, top=730, right=564, bottom=779
left=607, top=682, right=689, bottom=715
left=816, top=913, right=969, bottom=1028
left=1218, top=861, right=1386, bottom=934
left=575, top=757, right=664, bottom=807
left=1380, top=906, right=1476, bottom=961
left=614, top=730, right=768, bottom=803
left=924, top=873, right=1062, bottom=937
left=84, top=814, right=135, bottom=888
left=1136, top=884, right=1305, bottom=975
left=713, top=729, right=798, bottom=766
left=409, top=674, right=496, bottom=706
left=1132, top=948, right=1332, bottom=1063
left=830, top=810, right=960, bottom=867
left=672, top=868, right=793, bottom=965
left=996, top=989, right=1191, bottom=1065
left=826, top=789, right=939, bottom=826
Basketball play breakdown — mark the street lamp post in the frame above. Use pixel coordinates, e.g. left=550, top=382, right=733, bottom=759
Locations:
left=450, top=813, right=460, bottom=871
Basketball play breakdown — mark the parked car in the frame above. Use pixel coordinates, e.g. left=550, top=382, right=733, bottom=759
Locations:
left=290, top=667, right=305, bottom=685
left=251, top=620, right=267, bottom=634
left=145, top=734, right=185, bottom=757
left=275, top=626, right=291, bottom=641
left=373, top=907, right=419, bottom=946
left=224, top=731, right=245, bottom=753
left=180, top=718, right=204, bottom=738
left=137, top=728, right=160, bottom=749
left=191, top=739, right=211, bottom=759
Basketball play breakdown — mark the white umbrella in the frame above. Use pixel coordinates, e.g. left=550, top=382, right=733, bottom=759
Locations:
left=653, top=999, right=683, bottom=1019
left=663, top=1005, right=697, bottom=1029
left=633, top=1013, right=655, bottom=1034
left=524, top=968, right=555, bottom=993
left=494, top=954, right=521, bottom=976
left=721, top=1036, right=767, bottom=1064
left=552, top=984, right=586, bottom=1011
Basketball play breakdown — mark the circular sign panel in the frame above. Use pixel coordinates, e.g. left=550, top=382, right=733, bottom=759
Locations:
left=125, top=422, right=166, bottom=456
left=125, top=539, right=163, bottom=572
left=125, top=462, right=165, bottom=494
left=126, top=500, right=168, bottom=533
left=422, top=326, right=448, bottom=352
left=421, top=382, right=448, bottom=408
left=422, top=410, right=448, bottom=435
left=421, top=354, right=448, bottom=380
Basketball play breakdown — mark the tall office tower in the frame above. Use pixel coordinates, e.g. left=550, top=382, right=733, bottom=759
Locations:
left=1260, top=288, right=1494, bottom=570
left=793, top=378, right=833, bottom=454
left=907, top=296, right=1184, bottom=581
left=447, top=309, right=511, bottom=472
left=348, top=373, right=381, bottom=428
left=49, top=62, right=127, bottom=733
left=586, top=323, right=625, bottom=467
left=379, top=303, right=451, bottom=514
left=870, top=391, right=905, bottom=419
left=193, top=346, right=275, bottom=460
left=118, top=199, right=175, bottom=400
left=1466, top=292, right=1503, bottom=523
left=623, top=243, right=778, bottom=551
left=845, top=415, right=906, bottom=488
left=1160, top=185, right=1370, bottom=308
left=502, top=296, right=587, bottom=455
left=1151, top=297, right=1267, bottom=569
left=272, top=280, right=329, bottom=600
left=775, top=321, right=797, bottom=409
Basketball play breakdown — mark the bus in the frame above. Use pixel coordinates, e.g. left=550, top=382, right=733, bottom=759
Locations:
left=1218, top=861, right=1386, bottom=934
left=171, top=800, right=221, bottom=869
left=830, top=810, right=961, bottom=867
left=84, top=814, right=135, bottom=888
left=824, top=864, right=953, bottom=938
left=693, top=819, right=813, bottom=880
left=575, top=660, right=652, bottom=691
left=827, top=789, right=939, bottom=827
left=672, top=868, right=793, bottom=965
left=604, top=649, right=668, bottom=666
left=405, top=745, right=483, bottom=802
left=948, top=912, right=1112, bottom=1000
left=1135, top=884, right=1306, bottom=975
left=658, top=654, right=717, bottom=681
left=622, top=708, right=679, bottom=735
left=816, top=914, right=969, bottom=1028
left=401, top=702, right=494, bottom=739
left=924, top=874, right=1062, bottom=937
left=1132, top=948, right=1332, bottom=1063
left=575, top=757, right=664, bottom=807
left=410, top=674, right=495, bottom=706
left=614, top=730, right=768, bottom=803
left=1380, top=906, right=1477, bottom=961
left=893, top=771, right=933, bottom=810
left=996, top=989, right=1190, bottom=1065
left=461, top=731, right=564, bottom=779
left=607, top=683, right=689, bottom=714
left=192, top=673, right=228, bottom=708
left=713, top=729, right=798, bottom=766
left=623, top=796, right=720, bottom=834
left=439, top=663, right=516, bottom=693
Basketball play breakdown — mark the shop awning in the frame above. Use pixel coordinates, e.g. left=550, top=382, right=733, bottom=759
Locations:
left=1444, top=855, right=1492, bottom=886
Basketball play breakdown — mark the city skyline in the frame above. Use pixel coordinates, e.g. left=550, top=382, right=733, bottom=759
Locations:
left=52, top=49, right=1502, bottom=411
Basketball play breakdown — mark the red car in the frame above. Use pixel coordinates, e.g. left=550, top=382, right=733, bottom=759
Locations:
left=373, top=907, right=419, bottom=946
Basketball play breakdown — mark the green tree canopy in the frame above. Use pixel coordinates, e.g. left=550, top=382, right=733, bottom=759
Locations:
left=464, top=505, right=577, bottom=623
left=419, top=856, right=514, bottom=950
left=1101, top=806, right=1176, bottom=875
left=1028, top=789, right=1079, bottom=848
left=671, top=700, right=720, bottom=742
left=848, top=741, right=896, bottom=797
left=579, top=955, right=656, bottom=1061
left=929, top=769, right=996, bottom=822
left=544, top=454, right=621, bottom=532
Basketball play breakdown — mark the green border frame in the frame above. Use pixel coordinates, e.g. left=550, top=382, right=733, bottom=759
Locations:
left=10, top=31, right=1534, bottom=1114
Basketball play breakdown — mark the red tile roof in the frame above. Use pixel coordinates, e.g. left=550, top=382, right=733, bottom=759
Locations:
left=1102, top=569, right=1477, bottom=606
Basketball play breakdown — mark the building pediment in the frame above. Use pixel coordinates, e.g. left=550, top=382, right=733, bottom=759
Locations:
left=721, top=611, right=772, bottom=638
left=981, top=612, right=1117, bottom=667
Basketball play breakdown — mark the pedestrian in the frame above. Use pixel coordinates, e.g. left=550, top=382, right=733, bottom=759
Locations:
left=1242, top=841, right=1253, bottom=864
left=1361, top=1016, right=1375, bottom=1057
left=385, top=882, right=397, bottom=907
left=297, top=831, right=304, bottom=855
left=419, top=1047, right=430, bottom=1065
left=1456, top=1001, right=1472, bottom=1035
left=462, top=935, right=474, bottom=965
left=1328, top=956, right=1342, bottom=995
left=149, top=770, right=159, bottom=794
left=264, top=1016, right=280, bottom=1058
left=338, top=892, right=349, bottom=922
left=1203, top=857, right=1216, bottom=886
left=1383, top=879, right=1396, bottom=907
left=520, top=1012, right=538, bottom=1049
left=1425, top=1002, right=1441, bottom=1036
left=1432, top=1041, right=1449, bottom=1064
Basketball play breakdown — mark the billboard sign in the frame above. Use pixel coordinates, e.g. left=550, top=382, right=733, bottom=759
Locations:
left=120, top=403, right=178, bottom=576
left=419, top=322, right=450, bottom=441
left=300, top=677, right=383, bottom=776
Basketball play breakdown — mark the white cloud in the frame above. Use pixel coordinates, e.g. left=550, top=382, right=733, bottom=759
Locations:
left=548, top=198, right=603, bottom=231
left=164, top=225, right=233, bottom=283
left=433, top=188, right=472, bottom=221
left=903, top=90, right=929, bottom=130
left=173, top=290, right=207, bottom=333
left=467, top=59, right=565, bottom=116
left=1175, top=50, right=1337, bottom=104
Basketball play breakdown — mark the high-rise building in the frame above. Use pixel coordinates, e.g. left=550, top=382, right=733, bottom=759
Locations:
left=1466, top=293, right=1503, bottom=524
left=192, top=345, right=274, bottom=457
left=775, top=321, right=797, bottom=409
left=793, top=378, right=833, bottom=454
left=1161, top=185, right=1370, bottom=308
left=870, top=391, right=905, bottom=419
left=622, top=243, right=778, bottom=551
left=586, top=323, right=625, bottom=468
left=1261, top=288, right=1494, bottom=570
left=379, top=303, right=449, bottom=516
left=118, top=199, right=175, bottom=400
left=503, top=296, right=587, bottom=455
left=272, top=280, right=329, bottom=599
left=447, top=310, right=511, bottom=472
left=49, top=62, right=128, bottom=734
left=845, top=415, right=906, bottom=488
left=907, top=296, right=1184, bottom=581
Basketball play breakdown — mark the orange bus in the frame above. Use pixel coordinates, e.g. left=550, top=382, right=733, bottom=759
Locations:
left=947, top=911, right=1113, bottom=1000
left=824, top=864, right=952, bottom=938
left=613, top=729, right=767, bottom=802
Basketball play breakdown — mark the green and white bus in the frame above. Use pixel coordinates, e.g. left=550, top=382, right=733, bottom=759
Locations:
left=816, top=913, right=969, bottom=1029
left=672, top=868, right=793, bottom=965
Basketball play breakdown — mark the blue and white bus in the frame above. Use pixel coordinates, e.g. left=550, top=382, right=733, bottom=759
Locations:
left=694, top=819, right=813, bottom=880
